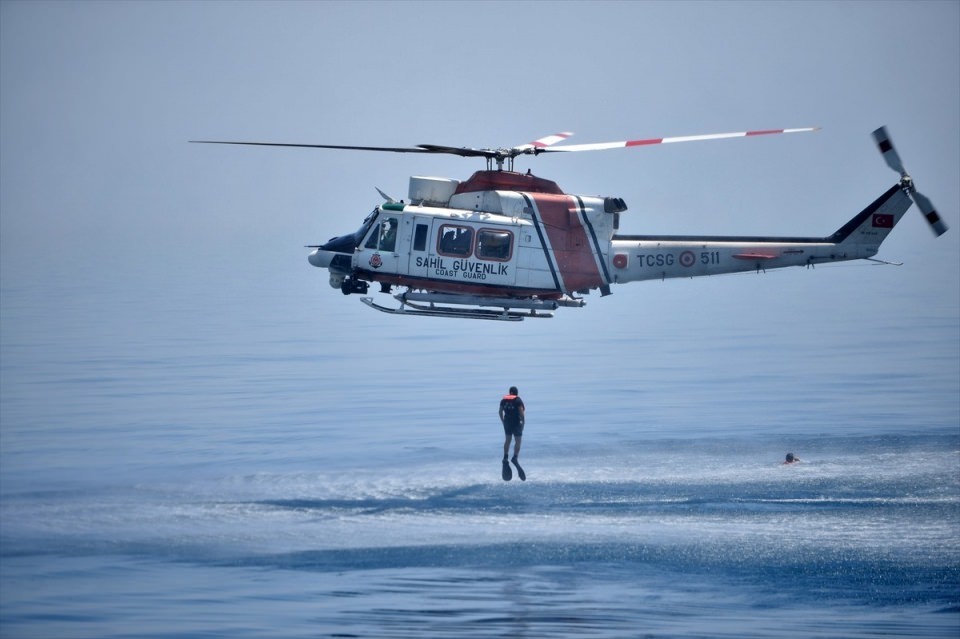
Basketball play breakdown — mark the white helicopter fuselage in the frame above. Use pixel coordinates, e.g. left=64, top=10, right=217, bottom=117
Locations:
left=309, top=169, right=913, bottom=316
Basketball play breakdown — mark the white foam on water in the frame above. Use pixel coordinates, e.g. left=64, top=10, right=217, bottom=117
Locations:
left=4, top=442, right=955, bottom=573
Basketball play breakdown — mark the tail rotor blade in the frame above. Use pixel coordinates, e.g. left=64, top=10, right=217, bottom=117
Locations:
left=872, top=126, right=948, bottom=237
left=872, top=126, right=907, bottom=176
left=911, top=189, right=948, bottom=236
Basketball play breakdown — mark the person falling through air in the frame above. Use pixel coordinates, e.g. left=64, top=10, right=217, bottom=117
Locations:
left=499, top=386, right=526, bottom=481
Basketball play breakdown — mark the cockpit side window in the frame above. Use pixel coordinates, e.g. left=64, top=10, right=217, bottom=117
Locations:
left=413, top=224, right=428, bottom=251
left=437, top=224, right=473, bottom=257
left=364, top=216, right=399, bottom=252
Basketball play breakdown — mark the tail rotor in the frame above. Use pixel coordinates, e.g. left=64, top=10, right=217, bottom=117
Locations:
left=872, top=126, right=948, bottom=236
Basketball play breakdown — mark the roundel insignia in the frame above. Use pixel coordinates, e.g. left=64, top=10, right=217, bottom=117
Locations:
left=613, top=254, right=628, bottom=269
left=369, top=253, right=383, bottom=269
left=679, top=251, right=696, bottom=268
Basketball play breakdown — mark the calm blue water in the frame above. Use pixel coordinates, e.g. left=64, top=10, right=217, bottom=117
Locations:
left=2, top=252, right=958, bottom=638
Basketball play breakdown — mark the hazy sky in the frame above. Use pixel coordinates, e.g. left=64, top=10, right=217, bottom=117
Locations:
left=2, top=1, right=958, bottom=353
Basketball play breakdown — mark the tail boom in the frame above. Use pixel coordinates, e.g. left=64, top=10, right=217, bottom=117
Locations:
left=609, top=183, right=913, bottom=283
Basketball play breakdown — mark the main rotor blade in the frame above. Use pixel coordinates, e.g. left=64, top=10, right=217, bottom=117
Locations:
left=911, top=189, right=948, bottom=236
left=415, top=144, right=500, bottom=158
left=191, top=127, right=815, bottom=161
left=191, top=139, right=512, bottom=159
left=872, top=126, right=907, bottom=176
left=538, top=127, right=819, bottom=153
left=512, top=131, right=575, bottom=152
left=190, top=140, right=440, bottom=154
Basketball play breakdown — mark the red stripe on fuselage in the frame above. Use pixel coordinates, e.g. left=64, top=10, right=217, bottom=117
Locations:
left=530, top=193, right=604, bottom=293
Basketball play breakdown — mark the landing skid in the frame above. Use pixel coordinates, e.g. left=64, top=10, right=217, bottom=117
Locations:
left=360, top=297, right=553, bottom=321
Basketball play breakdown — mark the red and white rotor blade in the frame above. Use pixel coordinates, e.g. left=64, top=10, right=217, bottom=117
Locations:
left=513, top=131, right=575, bottom=152
left=542, top=127, right=819, bottom=153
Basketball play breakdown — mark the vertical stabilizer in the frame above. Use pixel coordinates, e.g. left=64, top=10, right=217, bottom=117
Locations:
left=829, top=184, right=912, bottom=253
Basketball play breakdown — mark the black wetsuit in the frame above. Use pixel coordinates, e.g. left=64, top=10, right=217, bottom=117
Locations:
left=500, top=394, right=525, bottom=437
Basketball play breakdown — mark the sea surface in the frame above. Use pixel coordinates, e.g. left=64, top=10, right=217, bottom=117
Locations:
left=1, top=252, right=958, bottom=638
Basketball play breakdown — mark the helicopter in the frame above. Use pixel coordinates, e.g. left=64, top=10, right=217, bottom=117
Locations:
left=193, top=126, right=946, bottom=321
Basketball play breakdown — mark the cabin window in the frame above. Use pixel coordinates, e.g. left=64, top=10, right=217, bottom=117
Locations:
left=413, top=224, right=428, bottom=251
left=364, top=216, right=398, bottom=252
left=476, top=229, right=513, bottom=261
left=437, top=224, right=473, bottom=257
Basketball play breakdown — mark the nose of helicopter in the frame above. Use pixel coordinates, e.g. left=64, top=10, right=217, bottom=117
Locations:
left=308, top=248, right=332, bottom=268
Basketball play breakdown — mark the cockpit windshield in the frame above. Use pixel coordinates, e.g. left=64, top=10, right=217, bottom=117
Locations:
left=352, top=208, right=380, bottom=245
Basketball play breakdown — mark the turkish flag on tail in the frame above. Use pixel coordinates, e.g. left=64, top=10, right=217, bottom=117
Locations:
left=872, top=214, right=894, bottom=228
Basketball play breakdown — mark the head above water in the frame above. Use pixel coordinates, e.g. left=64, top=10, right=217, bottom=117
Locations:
left=785, top=452, right=797, bottom=463
left=509, top=386, right=518, bottom=395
